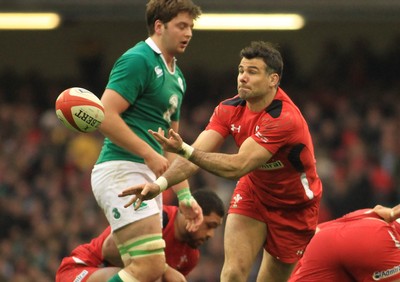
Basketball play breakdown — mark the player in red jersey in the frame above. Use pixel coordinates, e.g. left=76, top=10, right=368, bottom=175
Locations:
left=56, top=189, right=225, bottom=282
left=119, top=41, right=323, bottom=281
left=289, top=204, right=400, bottom=282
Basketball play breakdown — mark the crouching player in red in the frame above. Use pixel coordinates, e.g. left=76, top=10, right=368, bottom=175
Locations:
left=56, top=189, right=225, bottom=282
left=289, top=204, right=400, bottom=282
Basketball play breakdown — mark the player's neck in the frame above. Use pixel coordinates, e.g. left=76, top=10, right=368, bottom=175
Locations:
left=247, top=89, right=277, bottom=112
left=151, top=36, right=175, bottom=70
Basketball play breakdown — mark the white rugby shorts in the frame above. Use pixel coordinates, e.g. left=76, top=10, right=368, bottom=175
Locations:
left=91, top=160, right=162, bottom=231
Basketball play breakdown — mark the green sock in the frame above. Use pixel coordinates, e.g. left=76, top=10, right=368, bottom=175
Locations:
left=107, top=273, right=124, bottom=282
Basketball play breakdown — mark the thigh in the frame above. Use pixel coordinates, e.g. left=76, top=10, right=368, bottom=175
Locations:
left=112, top=213, right=162, bottom=244
left=87, top=267, right=121, bottom=282
left=265, top=201, right=319, bottom=264
left=224, top=213, right=267, bottom=274
left=56, top=259, right=98, bottom=282
left=91, top=161, right=162, bottom=231
left=257, top=250, right=296, bottom=282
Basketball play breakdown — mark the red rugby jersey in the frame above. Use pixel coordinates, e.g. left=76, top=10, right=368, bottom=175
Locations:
left=206, top=87, right=322, bottom=207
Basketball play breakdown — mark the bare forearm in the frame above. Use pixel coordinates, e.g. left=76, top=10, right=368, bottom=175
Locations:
left=163, top=157, right=199, bottom=186
left=189, top=149, right=247, bottom=179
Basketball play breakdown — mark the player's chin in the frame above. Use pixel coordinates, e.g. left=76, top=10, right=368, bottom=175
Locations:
left=188, top=240, right=203, bottom=249
left=176, top=47, right=186, bottom=53
left=238, top=91, right=249, bottom=100
left=178, top=43, right=189, bottom=52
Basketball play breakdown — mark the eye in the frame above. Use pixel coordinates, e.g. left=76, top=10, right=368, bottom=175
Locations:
left=178, top=23, right=189, bottom=30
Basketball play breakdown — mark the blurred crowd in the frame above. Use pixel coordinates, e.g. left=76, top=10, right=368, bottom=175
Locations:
left=0, top=36, right=399, bottom=281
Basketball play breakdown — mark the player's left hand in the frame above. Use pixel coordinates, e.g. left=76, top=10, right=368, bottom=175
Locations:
left=179, top=198, right=203, bottom=232
left=149, top=128, right=183, bottom=154
left=118, top=182, right=161, bottom=209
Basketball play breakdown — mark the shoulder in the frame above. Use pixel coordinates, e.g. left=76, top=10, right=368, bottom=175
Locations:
left=117, top=42, right=157, bottom=67
left=210, top=95, right=244, bottom=122
left=263, top=88, right=304, bottom=127
left=221, top=95, right=246, bottom=107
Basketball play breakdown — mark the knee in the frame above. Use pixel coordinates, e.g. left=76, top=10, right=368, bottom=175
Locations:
left=125, top=255, right=166, bottom=282
left=221, top=263, right=249, bottom=282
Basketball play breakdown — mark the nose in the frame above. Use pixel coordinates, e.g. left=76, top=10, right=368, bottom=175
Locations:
left=207, top=229, right=215, bottom=238
left=238, top=73, right=248, bottom=83
left=185, top=27, right=193, bottom=38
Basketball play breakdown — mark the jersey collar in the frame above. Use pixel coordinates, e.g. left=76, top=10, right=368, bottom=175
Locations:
left=145, top=37, right=162, bottom=54
left=145, top=37, right=177, bottom=74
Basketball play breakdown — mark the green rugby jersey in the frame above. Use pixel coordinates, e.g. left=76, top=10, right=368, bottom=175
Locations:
left=97, top=38, right=186, bottom=164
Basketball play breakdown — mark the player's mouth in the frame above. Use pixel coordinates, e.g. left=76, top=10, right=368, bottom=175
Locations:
left=238, top=85, right=251, bottom=91
left=180, top=41, right=189, bottom=48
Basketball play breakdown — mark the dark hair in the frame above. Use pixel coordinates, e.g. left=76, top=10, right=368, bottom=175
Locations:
left=240, top=41, right=283, bottom=81
left=192, top=189, right=225, bottom=218
left=146, top=0, right=202, bottom=35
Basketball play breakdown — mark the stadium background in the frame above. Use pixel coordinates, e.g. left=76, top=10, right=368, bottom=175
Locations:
left=0, top=1, right=399, bottom=281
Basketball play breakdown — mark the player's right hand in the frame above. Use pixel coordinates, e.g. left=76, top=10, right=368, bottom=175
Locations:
left=118, top=182, right=161, bottom=209
left=149, top=128, right=184, bottom=154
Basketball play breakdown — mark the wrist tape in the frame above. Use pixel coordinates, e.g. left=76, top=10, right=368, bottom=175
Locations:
left=154, top=176, right=168, bottom=192
left=176, top=187, right=194, bottom=206
left=178, top=142, right=194, bottom=159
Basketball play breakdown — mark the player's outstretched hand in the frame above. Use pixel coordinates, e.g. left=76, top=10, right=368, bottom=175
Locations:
left=179, top=198, right=203, bottom=232
left=373, top=204, right=394, bottom=222
left=118, top=183, right=161, bottom=210
left=149, top=128, right=183, bottom=154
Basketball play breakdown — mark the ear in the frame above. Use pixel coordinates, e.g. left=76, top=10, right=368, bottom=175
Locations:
left=154, top=19, right=164, bottom=35
left=270, top=73, right=280, bottom=87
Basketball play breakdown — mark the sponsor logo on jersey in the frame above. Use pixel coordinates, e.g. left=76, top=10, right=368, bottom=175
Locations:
left=74, top=270, right=89, bottom=282
left=133, top=202, right=148, bottom=211
left=373, top=265, right=400, bottom=280
left=155, top=66, right=163, bottom=78
left=259, top=160, right=284, bottom=170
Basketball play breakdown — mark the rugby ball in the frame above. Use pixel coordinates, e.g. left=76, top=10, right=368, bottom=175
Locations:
left=55, top=87, right=105, bottom=133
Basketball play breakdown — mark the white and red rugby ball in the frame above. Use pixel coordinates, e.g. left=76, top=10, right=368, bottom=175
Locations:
left=55, top=87, right=105, bottom=133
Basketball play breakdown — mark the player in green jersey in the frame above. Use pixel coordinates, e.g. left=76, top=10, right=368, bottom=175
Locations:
left=91, top=1, right=202, bottom=281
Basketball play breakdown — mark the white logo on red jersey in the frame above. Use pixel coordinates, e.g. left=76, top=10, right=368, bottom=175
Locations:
left=177, top=255, right=188, bottom=268
left=231, top=124, right=241, bottom=133
left=232, top=193, right=242, bottom=208
left=255, top=125, right=268, bottom=143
